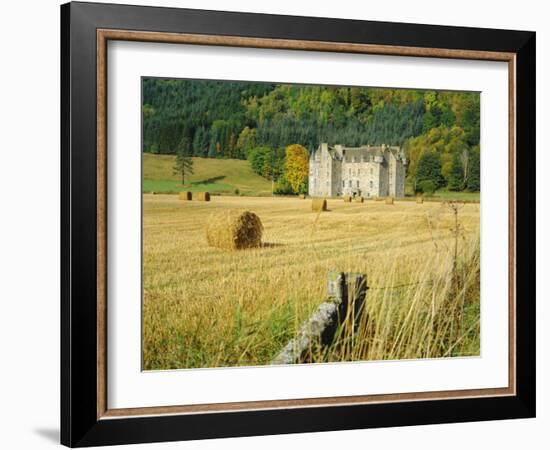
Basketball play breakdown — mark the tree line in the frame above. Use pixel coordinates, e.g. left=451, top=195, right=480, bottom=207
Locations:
left=143, top=78, right=481, bottom=193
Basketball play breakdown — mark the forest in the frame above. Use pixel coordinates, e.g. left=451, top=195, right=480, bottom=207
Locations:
left=142, top=78, right=481, bottom=194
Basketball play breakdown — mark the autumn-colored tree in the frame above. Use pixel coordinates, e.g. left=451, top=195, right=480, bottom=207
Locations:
left=284, top=144, right=309, bottom=194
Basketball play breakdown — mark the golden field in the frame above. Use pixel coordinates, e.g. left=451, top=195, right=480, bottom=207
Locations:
left=143, top=195, right=480, bottom=370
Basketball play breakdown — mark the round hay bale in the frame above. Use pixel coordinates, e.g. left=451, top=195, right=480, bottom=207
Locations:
left=151, top=191, right=156, bottom=195
left=416, top=195, right=424, bottom=204
left=299, top=193, right=307, bottom=199
left=179, top=191, right=192, bottom=201
left=343, top=195, right=352, bottom=203
left=355, top=196, right=364, bottom=203
left=205, top=210, right=263, bottom=250
left=385, top=196, right=394, bottom=205
left=311, top=198, right=327, bottom=212
left=193, top=191, right=211, bottom=201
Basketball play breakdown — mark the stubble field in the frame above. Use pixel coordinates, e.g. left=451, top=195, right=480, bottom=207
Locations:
left=143, top=195, right=480, bottom=370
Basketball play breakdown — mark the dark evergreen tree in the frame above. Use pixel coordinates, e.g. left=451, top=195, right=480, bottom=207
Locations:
left=466, top=148, right=480, bottom=191
left=448, top=151, right=465, bottom=191
left=415, top=152, right=445, bottom=191
left=192, top=127, right=209, bottom=157
left=173, top=137, right=194, bottom=184
left=207, top=140, right=217, bottom=158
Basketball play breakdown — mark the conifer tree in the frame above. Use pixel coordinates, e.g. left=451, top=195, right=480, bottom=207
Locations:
left=173, top=136, right=194, bottom=184
left=448, top=151, right=465, bottom=191
left=466, top=148, right=480, bottom=192
left=415, top=152, right=445, bottom=191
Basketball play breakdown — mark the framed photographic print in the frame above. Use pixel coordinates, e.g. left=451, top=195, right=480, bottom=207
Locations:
left=60, top=1, right=536, bottom=447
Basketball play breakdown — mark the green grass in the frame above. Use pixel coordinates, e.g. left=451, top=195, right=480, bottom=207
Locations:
left=402, top=191, right=480, bottom=203
left=143, top=154, right=273, bottom=196
left=428, top=190, right=480, bottom=202
left=405, top=184, right=480, bottom=202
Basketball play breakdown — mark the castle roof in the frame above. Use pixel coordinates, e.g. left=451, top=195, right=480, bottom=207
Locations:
left=325, top=144, right=403, bottom=161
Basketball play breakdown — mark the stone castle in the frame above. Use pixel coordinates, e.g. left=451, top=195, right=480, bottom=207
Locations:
left=308, top=143, right=407, bottom=198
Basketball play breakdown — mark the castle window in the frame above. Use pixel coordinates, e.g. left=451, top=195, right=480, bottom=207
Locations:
left=356, top=180, right=360, bottom=187
left=342, top=181, right=345, bottom=188
left=369, top=181, right=373, bottom=189
left=348, top=180, right=352, bottom=187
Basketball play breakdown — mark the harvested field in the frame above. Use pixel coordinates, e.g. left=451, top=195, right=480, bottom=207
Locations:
left=143, top=194, right=480, bottom=370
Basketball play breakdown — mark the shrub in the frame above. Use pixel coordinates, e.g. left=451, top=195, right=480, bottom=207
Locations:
left=273, top=175, right=294, bottom=195
left=418, top=180, right=436, bottom=195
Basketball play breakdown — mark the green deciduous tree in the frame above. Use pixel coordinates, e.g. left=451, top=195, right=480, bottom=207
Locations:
left=418, top=180, right=436, bottom=194
left=247, top=146, right=273, bottom=176
left=236, top=126, right=257, bottom=159
left=406, top=125, right=472, bottom=191
left=273, top=174, right=294, bottom=195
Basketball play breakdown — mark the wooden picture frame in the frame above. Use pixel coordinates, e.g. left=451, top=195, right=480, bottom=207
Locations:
left=61, top=1, right=535, bottom=446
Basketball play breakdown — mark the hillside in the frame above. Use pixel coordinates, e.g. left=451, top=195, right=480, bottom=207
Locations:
left=143, top=154, right=273, bottom=196
left=142, top=78, right=480, bottom=194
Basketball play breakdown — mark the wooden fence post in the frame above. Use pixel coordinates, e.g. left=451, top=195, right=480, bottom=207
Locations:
left=346, top=273, right=368, bottom=335
left=271, top=271, right=368, bottom=365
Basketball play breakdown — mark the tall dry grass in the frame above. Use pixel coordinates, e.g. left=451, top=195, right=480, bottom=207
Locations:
left=142, top=195, right=480, bottom=370
left=311, top=230, right=480, bottom=363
